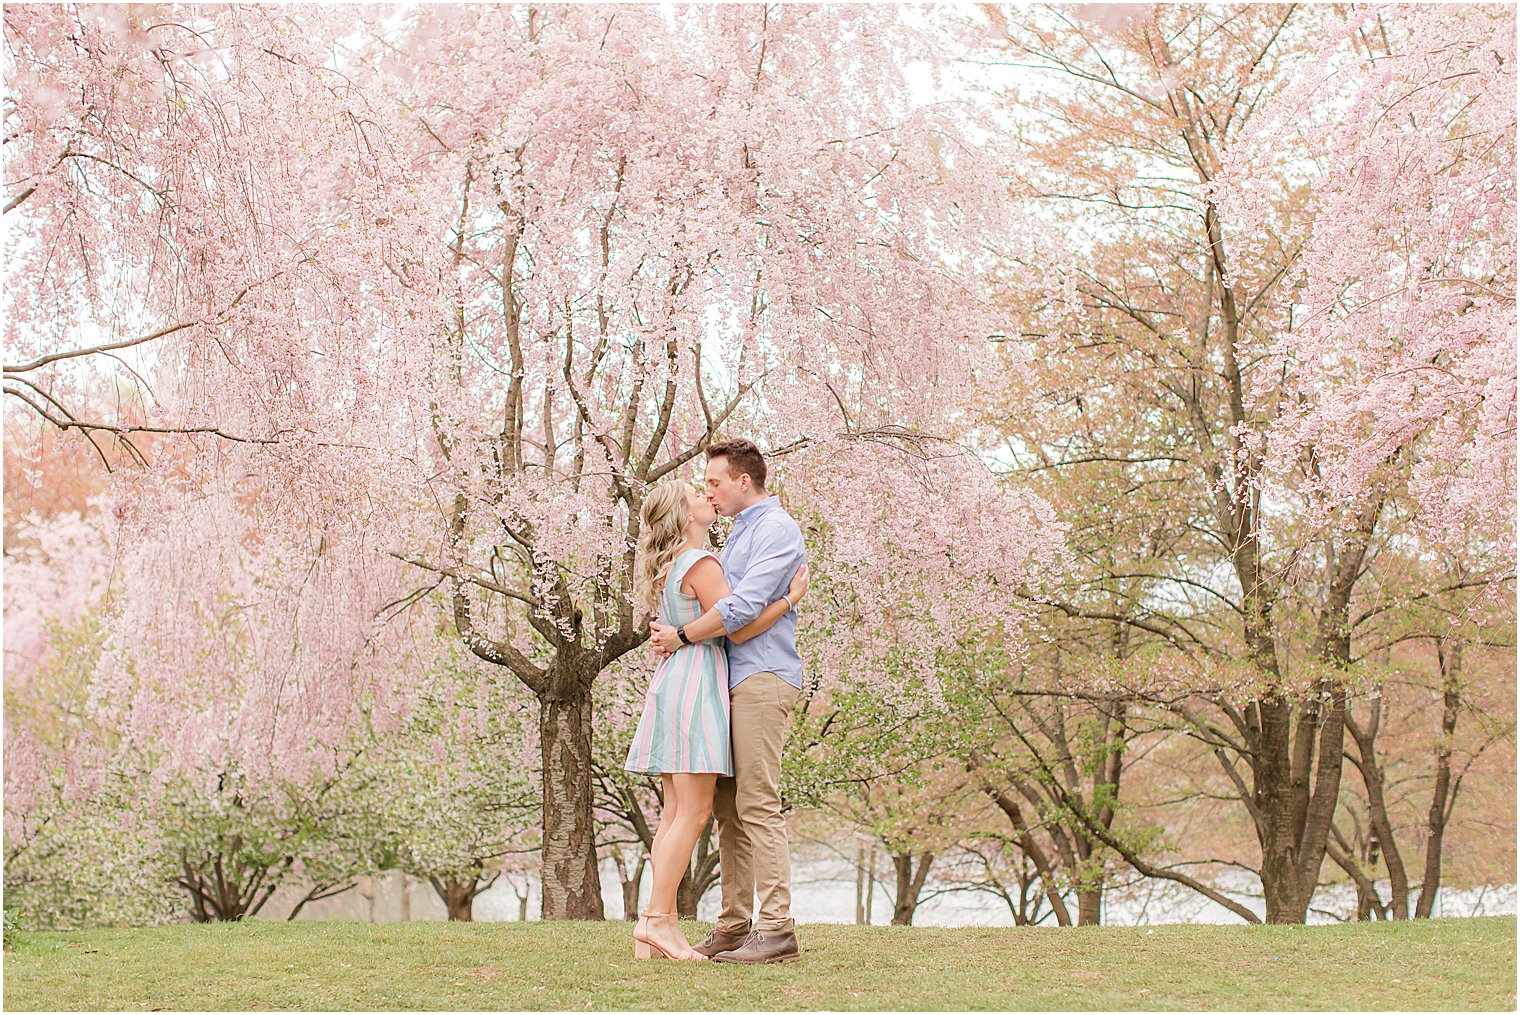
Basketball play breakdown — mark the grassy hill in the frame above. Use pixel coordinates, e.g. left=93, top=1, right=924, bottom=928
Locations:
left=5, top=915, right=1514, bottom=1011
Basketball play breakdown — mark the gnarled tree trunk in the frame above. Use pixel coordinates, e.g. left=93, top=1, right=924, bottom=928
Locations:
left=1252, top=688, right=1348, bottom=924
left=539, top=679, right=604, bottom=920
left=1245, top=495, right=1375, bottom=923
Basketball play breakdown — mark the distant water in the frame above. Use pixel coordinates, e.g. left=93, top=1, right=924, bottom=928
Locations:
left=274, top=842, right=1516, bottom=926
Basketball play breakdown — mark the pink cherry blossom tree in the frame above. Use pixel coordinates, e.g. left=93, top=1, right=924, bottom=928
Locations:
left=977, top=2, right=1513, bottom=922
left=134, top=500, right=395, bottom=922
left=338, top=4, right=1057, bottom=918
left=1221, top=2, right=1515, bottom=571
left=1220, top=1, right=1515, bottom=920
left=9, top=4, right=1061, bottom=920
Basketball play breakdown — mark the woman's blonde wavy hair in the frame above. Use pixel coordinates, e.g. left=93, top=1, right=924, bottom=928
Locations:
left=635, top=480, right=692, bottom=614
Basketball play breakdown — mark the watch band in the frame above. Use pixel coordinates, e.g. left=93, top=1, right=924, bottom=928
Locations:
left=677, top=625, right=692, bottom=646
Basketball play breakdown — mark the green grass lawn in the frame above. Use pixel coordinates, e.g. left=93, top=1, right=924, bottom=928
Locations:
left=4, top=916, right=1514, bottom=1011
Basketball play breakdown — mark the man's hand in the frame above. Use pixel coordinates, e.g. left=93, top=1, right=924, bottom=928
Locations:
left=649, top=620, right=682, bottom=657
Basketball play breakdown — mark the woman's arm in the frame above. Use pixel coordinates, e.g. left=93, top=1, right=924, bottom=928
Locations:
left=670, top=558, right=736, bottom=644
left=660, top=559, right=807, bottom=649
left=682, top=556, right=732, bottom=617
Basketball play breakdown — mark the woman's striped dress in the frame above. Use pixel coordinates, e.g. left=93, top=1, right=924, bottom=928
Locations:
left=624, top=548, right=733, bottom=776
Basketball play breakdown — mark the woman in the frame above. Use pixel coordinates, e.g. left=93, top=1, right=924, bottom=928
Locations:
left=624, top=479, right=807, bottom=961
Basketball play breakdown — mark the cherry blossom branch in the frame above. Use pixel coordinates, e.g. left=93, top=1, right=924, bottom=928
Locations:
left=1077, top=572, right=1245, bottom=616
left=634, top=325, right=682, bottom=479
left=59, top=149, right=170, bottom=203
left=1, top=386, right=279, bottom=445
left=2, top=379, right=127, bottom=467
left=391, top=553, right=543, bottom=610
left=449, top=580, right=547, bottom=693
left=1351, top=574, right=1514, bottom=629
left=4, top=321, right=200, bottom=375
left=1025, top=454, right=1189, bottom=472
left=6, top=269, right=281, bottom=375
left=376, top=579, right=446, bottom=623
left=646, top=379, right=756, bottom=484
left=1018, top=589, right=1205, bottom=655
left=3, top=185, right=37, bottom=214
left=2, top=389, right=386, bottom=454
left=560, top=350, right=633, bottom=500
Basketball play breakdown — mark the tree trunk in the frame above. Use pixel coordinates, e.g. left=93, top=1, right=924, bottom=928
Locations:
left=1252, top=689, right=1347, bottom=924
left=1232, top=540, right=1338, bottom=925
left=1328, top=824, right=1386, bottom=920
left=1073, top=692, right=1125, bottom=928
left=178, top=848, right=282, bottom=923
left=516, top=881, right=531, bottom=922
left=983, top=785, right=1073, bottom=926
left=1069, top=805, right=1107, bottom=927
left=1416, top=638, right=1462, bottom=918
left=1013, top=861, right=1035, bottom=926
left=1070, top=826, right=1106, bottom=929
left=1256, top=784, right=1315, bottom=921
left=539, top=685, right=604, bottom=920
left=855, top=844, right=867, bottom=924
left=891, top=853, right=934, bottom=926
left=1346, top=699, right=1410, bottom=919
left=676, top=869, right=700, bottom=920
left=621, top=855, right=645, bottom=921
left=865, top=848, right=876, bottom=924
left=1249, top=501, right=1367, bottom=927
left=431, top=877, right=478, bottom=921
left=1077, top=888, right=1102, bottom=926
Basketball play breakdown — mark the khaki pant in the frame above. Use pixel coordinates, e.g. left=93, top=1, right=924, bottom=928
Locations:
left=713, top=671, right=802, bottom=933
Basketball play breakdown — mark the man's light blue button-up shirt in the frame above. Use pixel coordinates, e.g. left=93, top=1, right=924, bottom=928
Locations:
left=715, top=496, right=806, bottom=690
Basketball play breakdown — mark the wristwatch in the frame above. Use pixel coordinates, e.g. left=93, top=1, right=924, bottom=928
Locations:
left=677, top=625, right=692, bottom=646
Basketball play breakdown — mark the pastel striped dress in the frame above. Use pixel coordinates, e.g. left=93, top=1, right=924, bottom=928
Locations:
left=624, top=548, right=733, bottom=776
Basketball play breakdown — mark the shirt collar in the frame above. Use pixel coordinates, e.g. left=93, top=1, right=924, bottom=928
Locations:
left=733, top=495, right=779, bottom=528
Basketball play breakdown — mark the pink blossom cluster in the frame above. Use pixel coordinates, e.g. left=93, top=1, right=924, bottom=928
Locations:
left=1219, top=5, right=1516, bottom=571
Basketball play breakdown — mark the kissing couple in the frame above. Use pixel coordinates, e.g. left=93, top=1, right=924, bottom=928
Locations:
left=623, top=438, right=808, bottom=964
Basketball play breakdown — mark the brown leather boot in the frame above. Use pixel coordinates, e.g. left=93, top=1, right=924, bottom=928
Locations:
left=712, top=927, right=801, bottom=964
left=692, top=924, right=752, bottom=958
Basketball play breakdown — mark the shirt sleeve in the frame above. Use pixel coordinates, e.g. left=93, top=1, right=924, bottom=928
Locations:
left=715, top=520, right=805, bottom=632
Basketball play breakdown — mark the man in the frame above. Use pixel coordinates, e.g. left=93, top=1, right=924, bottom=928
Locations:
left=649, top=437, right=806, bottom=964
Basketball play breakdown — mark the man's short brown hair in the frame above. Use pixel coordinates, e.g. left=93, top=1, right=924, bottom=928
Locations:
left=707, top=438, right=767, bottom=489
